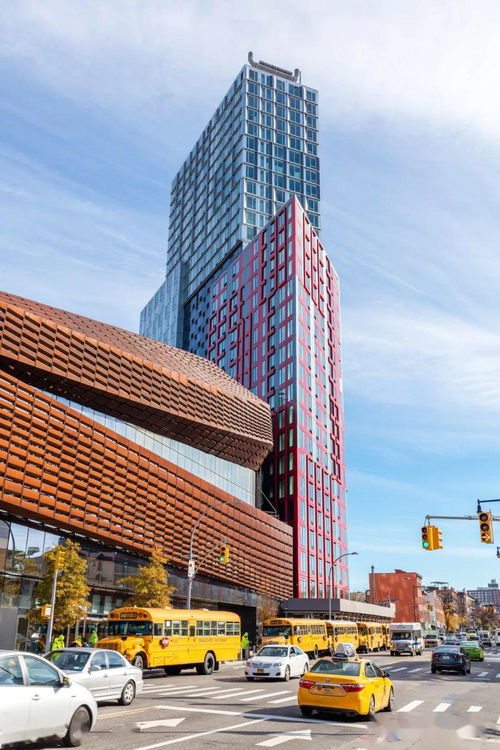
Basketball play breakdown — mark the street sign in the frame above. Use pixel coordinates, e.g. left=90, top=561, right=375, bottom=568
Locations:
left=187, top=559, right=195, bottom=579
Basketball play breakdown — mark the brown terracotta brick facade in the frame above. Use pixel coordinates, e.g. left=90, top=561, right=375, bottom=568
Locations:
left=0, top=293, right=293, bottom=599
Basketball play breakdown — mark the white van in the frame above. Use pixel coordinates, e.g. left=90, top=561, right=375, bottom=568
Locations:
left=493, top=628, right=500, bottom=646
left=389, top=623, right=423, bottom=656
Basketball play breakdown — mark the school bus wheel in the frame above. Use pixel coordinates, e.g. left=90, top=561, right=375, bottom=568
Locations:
left=132, top=652, right=147, bottom=670
left=196, top=652, right=215, bottom=675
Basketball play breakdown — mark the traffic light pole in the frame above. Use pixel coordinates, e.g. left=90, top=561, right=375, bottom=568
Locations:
left=186, top=499, right=240, bottom=609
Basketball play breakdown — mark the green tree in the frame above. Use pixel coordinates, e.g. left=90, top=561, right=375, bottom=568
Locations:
left=30, top=541, right=90, bottom=630
left=118, top=548, right=175, bottom=608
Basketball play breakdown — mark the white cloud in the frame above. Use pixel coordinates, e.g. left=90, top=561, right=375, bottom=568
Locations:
left=2, top=0, right=500, bottom=137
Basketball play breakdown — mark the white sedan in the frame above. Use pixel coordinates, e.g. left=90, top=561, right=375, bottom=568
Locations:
left=0, top=649, right=97, bottom=747
left=46, top=647, right=143, bottom=705
left=245, top=644, right=309, bottom=681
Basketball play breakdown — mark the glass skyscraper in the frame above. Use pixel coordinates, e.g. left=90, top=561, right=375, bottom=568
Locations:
left=141, top=53, right=320, bottom=350
left=141, top=55, right=349, bottom=597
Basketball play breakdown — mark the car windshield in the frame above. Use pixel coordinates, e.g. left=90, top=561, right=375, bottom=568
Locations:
left=310, top=659, right=361, bottom=676
left=47, top=651, right=90, bottom=671
left=435, top=646, right=459, bottom=653
left=461, top=641, right=479, bottom=647
left=108, top=621, right=152, bottom=636
left=257, top=647, right=288, bottom=658
left=262, top=625, right=291, bottom=638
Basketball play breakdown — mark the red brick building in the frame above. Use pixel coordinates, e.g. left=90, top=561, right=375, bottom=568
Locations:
left=369, top=569, right=428, bottom=625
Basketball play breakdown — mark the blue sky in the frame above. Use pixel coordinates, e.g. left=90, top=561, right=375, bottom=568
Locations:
left=2, top=0, right=500, bottom=593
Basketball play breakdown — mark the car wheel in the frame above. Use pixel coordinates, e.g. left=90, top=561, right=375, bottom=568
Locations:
left=283, top=666, right=291, bottom=682
left=431, top=668, right=436, bottom=674
left=366, top=695, right=376, bottom=720
left=246, top=676, right=254, bottom=681
left=384, top=688, right=394, bottom=712
left=119, top=680, right=136, bottom=706
left=132, top=653, right=145, bottom=670
left=301, top=662, right=309, bottom=676
left=63, top=707, right=91, bottom=747
left=300, top=706, right=313, bottom=716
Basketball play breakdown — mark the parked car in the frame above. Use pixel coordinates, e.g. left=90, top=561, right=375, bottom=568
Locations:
left=46, top=647, right=143, bottom=704
left=459, top=640, right=485, bottom=661
left=0, top=649, right=97, bottom=747
left=245, top=644, right=309, bottom=681
left=431, top=645, right=471, bottom=675
left=298, top=657, right=394, bottom=719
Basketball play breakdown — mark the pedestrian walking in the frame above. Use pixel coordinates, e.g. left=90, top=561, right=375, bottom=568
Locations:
left=88, top=629, right=98, bottom=647
left=241, top=631, right=250, bottom=660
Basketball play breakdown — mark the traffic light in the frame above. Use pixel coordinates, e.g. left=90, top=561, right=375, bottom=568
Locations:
left=54, top=548, right=66, bottom=570
left=421, top=525, right=443, bottom=551
left=219, top=544, right=230, bottom=564
left=478, top=511, right=494, bottom=544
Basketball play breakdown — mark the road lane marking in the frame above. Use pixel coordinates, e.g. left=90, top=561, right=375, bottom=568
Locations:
left=154, top=703, right=368, bottom=727
left=136, top=718, right=186, bottom=731
left=496, top=673, right=500, bottom=679
left=467, top=706, right=482, bottom=712
left=397, top=700, right=423, bottom=712
left=240, top=690, right=292, bottom=702
left=142, top=685, right=201, bottom=695
left=133, top=717, right=267, bottom=749
left=268, top=696, right=298, bottom=704
left=256, top=729, right=312, bottom=746
left=390, top=667, right=408, bottom=672
left=100, top=706, right=165, bottom=719
left=207, top=688, right=259, bottom=697
left=408, top=668, right=424, bottom=673
left=476, top=671, right=488, bottom=677
left=433, top=703, right=451, bottom=712
left=497, top=713, right=500, bottom=724
left=173, top=687, right=224, bottom=696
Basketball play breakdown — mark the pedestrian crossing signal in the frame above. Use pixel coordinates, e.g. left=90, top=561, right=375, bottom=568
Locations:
left=421, top=525, right=443, bottom=551
left=478, top=511, right=494, bottom=544
left=219, top=544, right=230, bottom=563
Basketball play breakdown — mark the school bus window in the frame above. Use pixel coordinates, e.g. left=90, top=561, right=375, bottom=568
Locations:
left=164, top=621, right=172, bottom=636
left=234, top=622, right=240, bottom=636
left=172, top=621, right=181, bottom=636
left=217, top=622, right=226, bottom=635
left=226, top=622, right=233, bottom=636
left=189, top=625, right=195, bottom=637
left=203, top=621, right=211, bottom=636
left=181, top=621, right=188, bottom=636
left=210, top=622, right=217, bottom=636
left=196, top=621, right=203, bottom=636
left=154, top=623, right=163, bottom=636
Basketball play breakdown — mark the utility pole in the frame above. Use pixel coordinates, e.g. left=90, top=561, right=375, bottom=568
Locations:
left=46, top=547, right=65, bottom=650
left=186, top=499, right=239, bottom=609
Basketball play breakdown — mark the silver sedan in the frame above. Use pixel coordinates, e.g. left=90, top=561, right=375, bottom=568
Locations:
left=46, top=647, right=143, bottom=705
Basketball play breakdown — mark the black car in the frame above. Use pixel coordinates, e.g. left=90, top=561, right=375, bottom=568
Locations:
left=431, top=645, right=471, bottom=675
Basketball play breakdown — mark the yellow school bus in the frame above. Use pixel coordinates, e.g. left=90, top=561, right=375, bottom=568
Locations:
left=261, top=618, right=330, bottom=658
left=357, top=622, right=385, bottom=653
left=97, top=607, right=240, bottom=674
left=325, top=620, right=359, bottom=652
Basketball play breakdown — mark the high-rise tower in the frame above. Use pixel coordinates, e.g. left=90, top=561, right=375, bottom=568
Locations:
left=141, top=55, right=348, bottom=597
left=141, top=53, right=320, bottom=352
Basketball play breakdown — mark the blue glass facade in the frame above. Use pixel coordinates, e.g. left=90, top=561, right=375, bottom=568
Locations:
left=48, top=393, right=256, bottom=506
left=140, top=61, right=320, bottom=347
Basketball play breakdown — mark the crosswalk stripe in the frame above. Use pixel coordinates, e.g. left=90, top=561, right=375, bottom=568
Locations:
left=496, top=673, right=500, bottom=679
left=209, top=688, right=260, bottom=698
left=144, top=686, right=202, bottom=695
left=408, top=668, right=423, bottom=673
left=268, top=695, right=298, bottom=704
left=397, top=700, right=423, bottom=713
left=390, top=667, right=407, bottom=672
left=433, top=703, right=451, bottom=713
left=142, top=685, right=197, bottom=694
left=476, top=672, right=488, bottom=677
left=240, top=690, right=291, bottom=702
left=467, top=706, right=482, bottom=712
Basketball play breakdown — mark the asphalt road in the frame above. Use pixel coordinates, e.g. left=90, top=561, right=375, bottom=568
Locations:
left=33, top=647, right=500, bottom=750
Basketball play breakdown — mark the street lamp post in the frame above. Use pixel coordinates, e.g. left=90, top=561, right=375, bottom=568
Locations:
left=186, top=499, right=240, bottom=609
left=328, top=552, right=358, bottom=620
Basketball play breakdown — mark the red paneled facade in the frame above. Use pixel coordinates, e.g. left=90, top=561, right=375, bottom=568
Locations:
left=207, top=198, right=348, bottom=597
left=0, top=293, right=293, bottom=603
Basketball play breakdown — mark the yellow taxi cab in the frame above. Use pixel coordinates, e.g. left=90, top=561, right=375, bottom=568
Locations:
left=297, top=657, right=394, bottom=719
